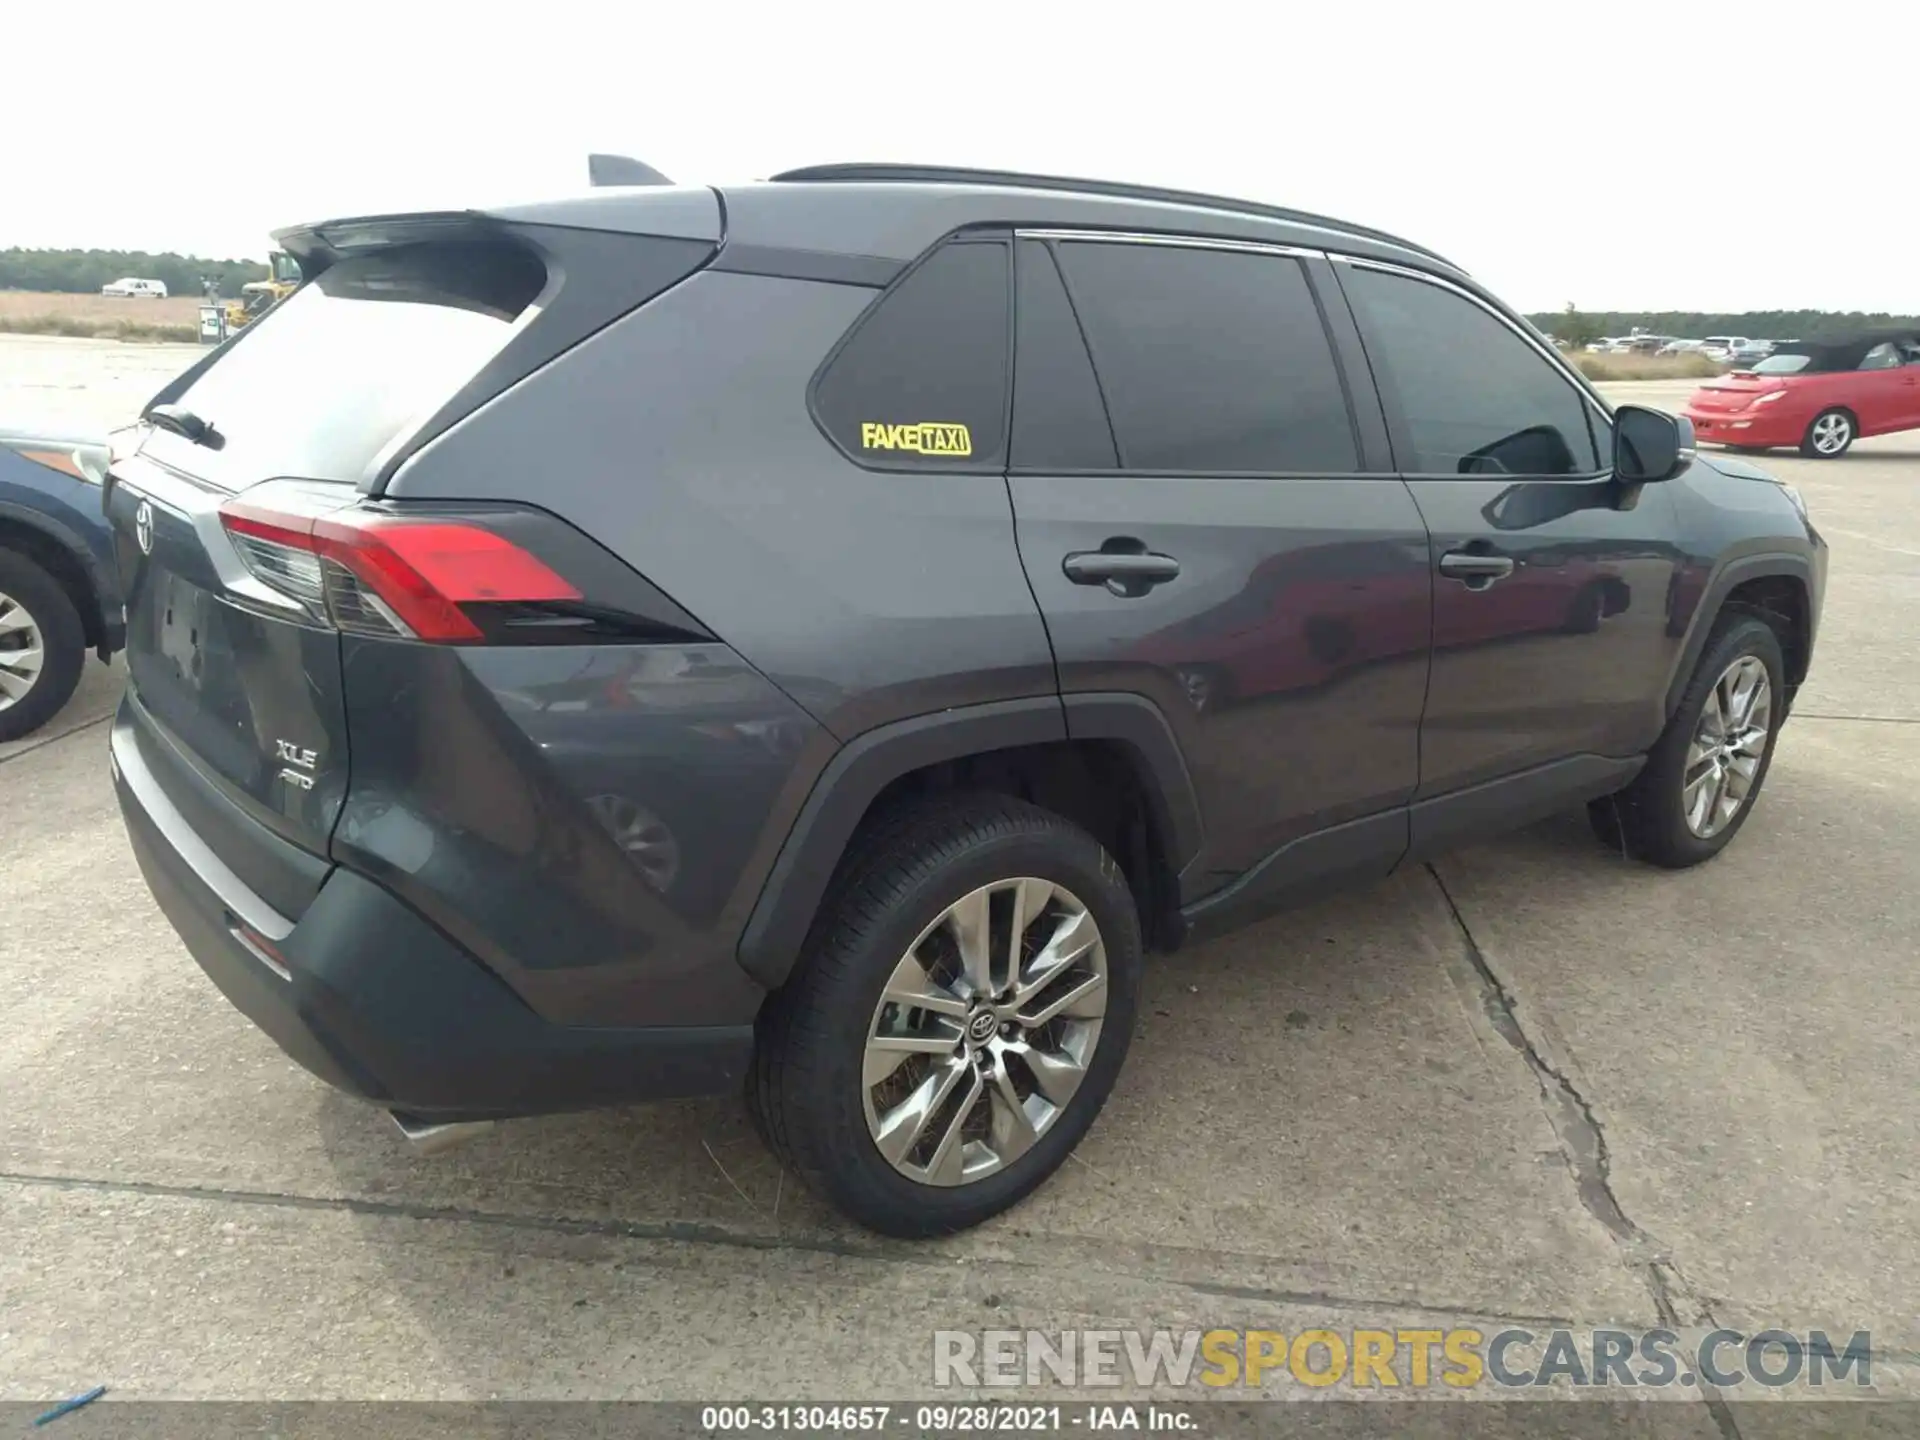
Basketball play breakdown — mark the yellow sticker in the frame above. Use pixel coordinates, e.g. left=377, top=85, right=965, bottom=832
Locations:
left=859, top=421, right=973, bottom=457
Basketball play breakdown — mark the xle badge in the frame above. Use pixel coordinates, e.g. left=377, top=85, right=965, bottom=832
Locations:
left=275, top=738, right=318, bottom=792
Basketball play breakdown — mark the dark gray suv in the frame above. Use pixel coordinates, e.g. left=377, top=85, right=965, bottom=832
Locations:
left=105, top=163, right=1826, bottom=1236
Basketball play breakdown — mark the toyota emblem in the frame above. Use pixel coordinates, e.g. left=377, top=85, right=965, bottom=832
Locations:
left=134, top=500, right=154, bottom=556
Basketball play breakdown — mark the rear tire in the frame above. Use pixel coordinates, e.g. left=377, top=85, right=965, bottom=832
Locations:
left=750, top=794, right=1142, bottom=1237
left=0, top=547, right=85, bottom=743
left=1800, top=408, right=1854, bottom=459
left=1588, top=613, right=1785, bottom=868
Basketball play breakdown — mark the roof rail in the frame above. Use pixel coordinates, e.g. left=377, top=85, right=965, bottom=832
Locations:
left=768, top=163, right=1455, bottom=268
left=589, top=154, right=674, bottom=188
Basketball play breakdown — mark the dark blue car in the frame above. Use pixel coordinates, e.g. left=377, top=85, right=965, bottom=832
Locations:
left=0, top=432, right=125, bottom=740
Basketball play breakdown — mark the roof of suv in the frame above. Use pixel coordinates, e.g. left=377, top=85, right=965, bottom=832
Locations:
left=719, top=164, right=1466, bottom=278
left=769, top=164, right=1454, bottom=262
left=278, top=162, right=1468, bottom=289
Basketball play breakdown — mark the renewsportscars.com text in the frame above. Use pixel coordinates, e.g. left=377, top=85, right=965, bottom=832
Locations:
left=934, top=1327, right=1874, bottom=1391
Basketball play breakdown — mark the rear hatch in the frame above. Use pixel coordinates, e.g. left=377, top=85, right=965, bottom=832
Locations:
left=108, top=215, right=717, bottom=920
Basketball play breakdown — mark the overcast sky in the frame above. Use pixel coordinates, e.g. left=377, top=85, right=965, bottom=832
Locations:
left=4, top=1, right=1910, bottom=314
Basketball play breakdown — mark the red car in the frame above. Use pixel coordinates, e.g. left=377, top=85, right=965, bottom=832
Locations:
left=1684, top=331, right=1920, bottom=458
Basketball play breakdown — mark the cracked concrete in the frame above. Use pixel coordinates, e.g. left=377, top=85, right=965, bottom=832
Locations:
left=1430, top=864, right=1747, bottom=1440
left=1430, top=865, right=1659, bottom=1261
left=2, top=359, right=1917, bottom=1416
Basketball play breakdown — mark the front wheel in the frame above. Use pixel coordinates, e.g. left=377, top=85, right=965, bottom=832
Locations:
left=1589, top=613, right=1784, bottom=867
left=1800, top=408, right=1855, bottom=459
left=750, top=794, right=1142, bottom=1236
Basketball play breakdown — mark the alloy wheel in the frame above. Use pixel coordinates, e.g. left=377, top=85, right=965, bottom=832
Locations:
left=1683, top=655, right=1771, bottom=839
left=0, top=590, right=45, bottom=712
left=862, top=877, right=1107, bottom=1187
left=1810, top=412, right=1852, bottom=456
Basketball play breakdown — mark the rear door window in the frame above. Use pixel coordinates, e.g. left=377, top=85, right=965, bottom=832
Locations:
left=812, top=238, right=1010, bottom=468
left=1340, top=265, right=1600, bottom=476
left=151, top=242, right=547, bottom=489
left=1052, top=240, right=1359, bottom=474
left=1011, top=241, right=1117, bottom=470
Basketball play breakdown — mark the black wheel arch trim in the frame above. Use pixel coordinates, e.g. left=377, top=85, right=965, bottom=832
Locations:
left=736, top=692, right=1204, bottom=989
left=0, top=500, right=114, bottom=636
left=1059, top=692, right=1206, bottom=882
left=1665, top=550, right=1815, bottom=719
left=737, top=696, right=1064, bottom=988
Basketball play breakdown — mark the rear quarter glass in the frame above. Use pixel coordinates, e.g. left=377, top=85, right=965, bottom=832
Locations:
left=810, top=237, right=1011, bottom=470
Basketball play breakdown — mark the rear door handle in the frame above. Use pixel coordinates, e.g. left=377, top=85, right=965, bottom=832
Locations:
left=1438, top=551, right=1516, bottom=585
left=1063, top=547, right=1181, bottom=598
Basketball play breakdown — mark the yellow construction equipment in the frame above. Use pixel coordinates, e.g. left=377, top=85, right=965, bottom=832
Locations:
left=223, top=251, right=302, bottom=331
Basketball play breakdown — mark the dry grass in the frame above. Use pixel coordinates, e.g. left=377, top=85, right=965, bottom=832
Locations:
left=0, top=290, right=203, bottom=342
left=1573, top=352, right=1723, bottom=382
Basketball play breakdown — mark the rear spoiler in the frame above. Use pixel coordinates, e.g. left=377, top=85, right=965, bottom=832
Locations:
left=272, top=210, right=501, bottom=283
left=268, top=154, right=681, bottom=276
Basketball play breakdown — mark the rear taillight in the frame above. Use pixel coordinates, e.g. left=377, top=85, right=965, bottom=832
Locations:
left=220, top=500, right=580, bottom=642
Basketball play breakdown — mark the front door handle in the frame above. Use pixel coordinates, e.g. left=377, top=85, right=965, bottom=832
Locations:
left=1063, top=545, right=1181, bottom=598
left=1438, top=551, right=1516, bottom=586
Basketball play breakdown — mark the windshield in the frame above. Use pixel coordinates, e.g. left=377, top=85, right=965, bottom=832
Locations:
left=1750, top=354, right=1811, bottom=375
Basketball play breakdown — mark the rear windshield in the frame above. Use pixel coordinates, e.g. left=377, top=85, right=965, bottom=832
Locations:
left=1750, top=354, right=1811, bottom=374
left=155, top=242, right=545, bottom=487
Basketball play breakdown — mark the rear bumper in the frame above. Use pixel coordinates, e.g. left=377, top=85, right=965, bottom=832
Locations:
left=1684, top=409, right=1800, bottom=448
left=111, top=706, right=755, bottom=1121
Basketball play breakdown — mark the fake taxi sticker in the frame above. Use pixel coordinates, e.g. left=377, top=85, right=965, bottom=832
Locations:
left=859, top=421, right=973, bottom=457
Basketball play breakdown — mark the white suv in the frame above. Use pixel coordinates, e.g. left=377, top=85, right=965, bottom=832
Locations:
left=100, top=278, right=168, bottom=299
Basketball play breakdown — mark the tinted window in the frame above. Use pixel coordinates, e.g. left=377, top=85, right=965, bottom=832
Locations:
left=1053, top=242, right=1358, bottom=474
left=1859, top=342, right=1901, bottom=371
left=814, top=239, right=1010, bottom=467
left=1342, top=266, right=1600, bottom=476
left=1012, top=241, right=1117, bottom=469
left=167, top=242, right=546, bottom=487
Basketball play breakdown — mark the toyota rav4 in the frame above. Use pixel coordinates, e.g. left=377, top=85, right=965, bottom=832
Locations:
left=105, top=162, right=1826, bottom=1237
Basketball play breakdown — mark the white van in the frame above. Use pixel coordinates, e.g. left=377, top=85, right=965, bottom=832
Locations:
left=100, top=278, right=169, bottom=299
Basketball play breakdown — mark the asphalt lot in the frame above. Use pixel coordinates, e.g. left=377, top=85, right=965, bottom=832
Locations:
left=3, top=337, right=1917, bottom=1409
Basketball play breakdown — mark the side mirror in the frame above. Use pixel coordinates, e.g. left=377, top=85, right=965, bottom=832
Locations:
left=1613, top=405, right=1695, bottom=483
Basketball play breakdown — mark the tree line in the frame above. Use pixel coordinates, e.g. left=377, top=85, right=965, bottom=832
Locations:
left=1532, top=306, right=1920, bottom=348
left=0, top=248, right=269, bottom=298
